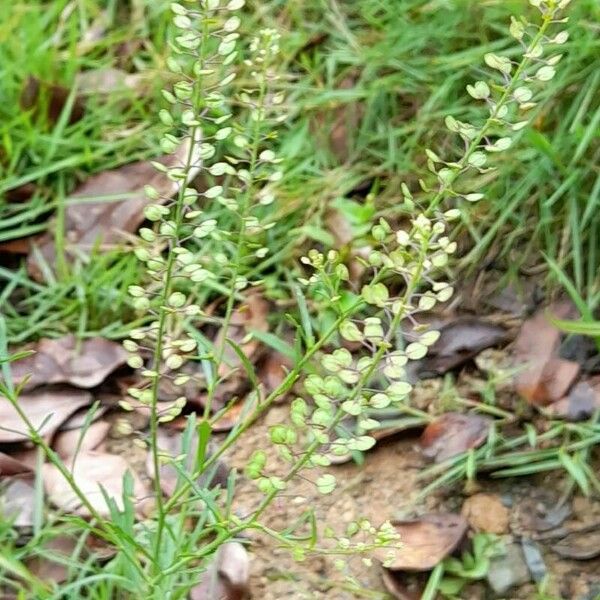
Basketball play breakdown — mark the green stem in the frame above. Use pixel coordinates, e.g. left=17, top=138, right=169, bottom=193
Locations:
left=203, top=61, right=269, bottom=420
left=247, top=240, right=430, bottom=527
left=149, top=18, right=209, bottom=575
left=427, top=10, right=555, bottom=213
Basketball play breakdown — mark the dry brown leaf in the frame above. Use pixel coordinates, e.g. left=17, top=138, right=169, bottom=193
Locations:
left=461, top=493, right=510, bottom=534
left=52, top=420, right=111, bottom=458
left=167, top=393, right=256, bottom=433
left=0, top=388, right=91, bottom=443
left=145, top=428, right=229, bottom=498
left=58, top=403, right=109, bottom=431
left=325, top=74, right=362, bottom=163
left=416, top=318, right=508, bottom=376
left=4, top=182, right=37, bottom=204
left=216, top=293, right=270, bottom=378
left=376, top=513, right=468, bottom=571
left=11, top=335, right=127, bottom=391
left=380, top=570, right=423, bottom=600
left=20, top=76, right=85, bottom=125
left=211, top=401, right=248, bottom=433
left=545, top=381, right=600, bottom=421
left=43, top=451, right=147, bottom=517
left=8, top=447, right=38, bottom=471
left=0, top=237, right=38, bottom=255
left=26, top=535, right=78, bottom=584
left=259, top=351, right=292, bottom=394
left=28, top=139, right=201, bottom=279
left=552, top=530, right=600, bottom=560
left=420, top=412, right=491, bottom=463
left=513, top=303, right=579, bottom=406
left=0, top=452, right=34, bottom=476
left=1, top=478, right=36, bottom=528
left=26, top=533, right=116, bottom=583
left=190, top=542, right=250, bottom=600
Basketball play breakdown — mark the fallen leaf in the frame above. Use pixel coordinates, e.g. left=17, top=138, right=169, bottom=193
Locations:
left=8, top=447, right=38, bottom=471
left=325, top=208, right=354, bottom=247
left=0, top=237, right=38, bottom=255
left=216, top=293, right=270, bottom=378
left=461, top=493, right=510, bottom=534
left=11, top=335, right=127, bottom=391
left=28, top=139, right=201, bottom=279
left=146, top=428, right=229, bottom=498
left=545, top=381, right=600, bottom=421
left=0, top=452, right=34, bottom=476
left=0, top=478, right=36, bottom=528
left=420, top=412, right=491, bottom=463
left=58, top=403, right=109, bottom=431
left=552, top=530, right=600, bottom=560
left=20, top=76, right=85, bottom=125
left=483, top=281, right=538, bottom=317
left=258, top=351, right=292, bottom=394
left=380, top=570, right=423, bottom=600
left=415, top=318, right=508, bottom=376
left=0, top=388, right=92, bottom=443
left=124, top=396, right=178, bottom=425
left=324, top=74, right=363, bottom=163
left=76, top=9, right=108, bottom=52
left=25, top=533, right=116, bottom=583
left=376, top=513, right=468, bottom=571
left=191, top=542, right=250, bottom=600
left=43, top=451, right=147, bottom=517
left=517, top=493, right=571, bottom=533
left=52, top=420, right=111, bottom=458
left=211, top=400, right=250, bottom=433
left=513, top=303, right=579, bottom=405
left=3, top=182, right=37, bottom=204
left=26, top=535, right=78, bottom=584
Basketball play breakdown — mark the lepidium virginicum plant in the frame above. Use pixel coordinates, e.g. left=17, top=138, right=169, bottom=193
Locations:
left=123, top=0, right=572, bottom=591
left=0, top=0, right=571, bottom=597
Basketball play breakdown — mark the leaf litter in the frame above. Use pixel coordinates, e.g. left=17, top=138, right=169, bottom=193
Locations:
left=43, top=450, right=148, bottom=518
left=512, top=302, right=580, bottom=406
left=0, top=388, right=92, bottom=443
left=10, top=335, right=127, bottom=390
left=2, top=264, right=600, bottom=599
left=420, top=412, right=491, bottom=463
left=190, top=541, right=250, bottom=600
left=145, top=427, right=230, bottom=498
left=376, top=513, right=468, bottom=571
left=27, top=138, right=202, bottom=280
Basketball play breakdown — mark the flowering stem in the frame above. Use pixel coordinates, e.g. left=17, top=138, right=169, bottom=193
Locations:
left=203, top=61, right=269, bottom=421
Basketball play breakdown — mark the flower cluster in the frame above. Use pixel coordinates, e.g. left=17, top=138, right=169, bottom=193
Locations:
left=121, top=2, right=285, bottom=423
left=256, top=0, right=573, bottom=499
left=115, top=0, right=572, bottom=586
left=429, top=0, right=571, bottom=204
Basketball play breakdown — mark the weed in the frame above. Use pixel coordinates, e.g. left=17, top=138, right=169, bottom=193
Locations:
left=0, top=0, right=577, bottom=597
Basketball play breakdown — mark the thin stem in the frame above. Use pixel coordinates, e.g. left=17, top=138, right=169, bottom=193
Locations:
left=149, top=19, right=208, bottom=574
left=427, top=10, right=555, bottom=213
left=203, top=62, right=269, bottom=420
left=247, top=240, right=430, bottom=526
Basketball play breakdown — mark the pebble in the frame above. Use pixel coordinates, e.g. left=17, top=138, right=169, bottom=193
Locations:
left=487, top=542, right=531, bottom=595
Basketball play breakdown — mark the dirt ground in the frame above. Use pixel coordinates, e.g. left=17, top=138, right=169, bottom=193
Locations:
left=225, top=402, right=600, bottom=600
left=229, top=403, right=423, bottom=599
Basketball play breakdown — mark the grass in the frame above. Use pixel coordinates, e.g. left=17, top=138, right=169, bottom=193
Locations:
left=0, top=0, right=599, bottom=597
left=1, top=0, right=599, bottom=342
